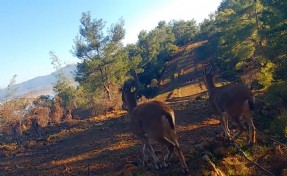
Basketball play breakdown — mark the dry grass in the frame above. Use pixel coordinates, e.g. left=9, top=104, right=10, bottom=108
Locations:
left=50, top=104, right=63, bottom=124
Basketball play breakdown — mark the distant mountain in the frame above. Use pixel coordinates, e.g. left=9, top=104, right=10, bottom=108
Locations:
left=0, top=65, right=77, bottom=101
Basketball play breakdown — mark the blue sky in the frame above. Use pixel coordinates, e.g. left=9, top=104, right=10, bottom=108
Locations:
left=0, top=0, right=221, bottom=88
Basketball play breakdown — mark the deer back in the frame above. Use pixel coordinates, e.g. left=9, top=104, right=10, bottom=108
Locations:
left=130, top=101, right=176, bottom=139
left=209, top=83, right=254, bottom=116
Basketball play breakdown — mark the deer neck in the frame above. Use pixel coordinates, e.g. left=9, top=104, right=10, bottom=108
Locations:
left=127, top=96, right=137, bottom=116
left=205, top=78, right=216, bottom=95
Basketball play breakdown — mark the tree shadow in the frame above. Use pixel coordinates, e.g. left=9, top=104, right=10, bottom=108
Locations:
left=158, top=41, right=215, bottom=97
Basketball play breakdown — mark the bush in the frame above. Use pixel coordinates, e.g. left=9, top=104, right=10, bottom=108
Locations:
left=266, top=81, right=287, bottom=109
left=50, top=104, right=63, bottom=124
left=258, top=61, right=275, bottom=89
left=266, top=81, right=287, bottom=138
left=30, top=106, right=50, bottom=127
left=270, top=111, right=287, bottom=138
left=0, top=98, right=30, bottom=136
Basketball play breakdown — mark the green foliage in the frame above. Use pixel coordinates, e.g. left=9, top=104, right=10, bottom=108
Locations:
left=216, top=1, right=263, bottom=75
left=171, top=19, right=199, bottom=46
left=70, top=15, right=200, bottom=99
left=266, top=81, right=287, bottom=109
left=197, top=0, right=286, bottom=86
left=196, top=0, right=287, bottom=140
left=270, top=111, right=287, bottom=138
left=258, top=61, right=275, bottom=88
left=73, top=12, right=137, bottom=100
left=274, top=59, right=287, bottom=80
left=135, top=20, right=198, bottom=97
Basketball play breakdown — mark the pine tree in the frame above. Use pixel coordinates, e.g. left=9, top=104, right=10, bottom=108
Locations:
left=73, top=12, right=134, bottom=100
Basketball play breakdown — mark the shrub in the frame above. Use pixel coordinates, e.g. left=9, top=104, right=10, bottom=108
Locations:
left=0, top=98, right=30, bottom=136
left=258, top=61, right=275, bottom=89
left=50, top=104, right=63, bottom=124
left=266, top=81, right=287, bottom=138
left=270, top=111, right=287, bottom=138
left=30, top=106, right=50, bottom=127
left=266, top=81, right=287, bottom=109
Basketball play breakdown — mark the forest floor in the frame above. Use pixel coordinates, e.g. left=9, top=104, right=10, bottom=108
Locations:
left=1, top=41, right=287, bottom=176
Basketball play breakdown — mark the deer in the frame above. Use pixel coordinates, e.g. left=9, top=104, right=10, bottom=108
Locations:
left=203, top=66, right=256, bottom=144
left=121, top=71, right=189, bottom=174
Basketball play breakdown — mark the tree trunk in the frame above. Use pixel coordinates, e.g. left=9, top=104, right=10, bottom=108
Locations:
left=103, top=84, right=111, bottom=100
left=98, top=65, right=111, bottom=100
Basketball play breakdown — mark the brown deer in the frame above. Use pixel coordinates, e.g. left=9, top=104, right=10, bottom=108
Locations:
left=121, top=72, right=189, bottom=173
left=203, top=66, right=256, bottom=144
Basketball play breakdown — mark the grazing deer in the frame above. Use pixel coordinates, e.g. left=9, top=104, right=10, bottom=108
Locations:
left=203, top=66, right=256, bottom=144
left=121, top=72, right=189, bottom=173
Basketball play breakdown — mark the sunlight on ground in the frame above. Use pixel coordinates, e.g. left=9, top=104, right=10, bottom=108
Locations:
left=48, top=127, right=86, bottom=142
left=51, top=135, right=137, bottom=166
left=177, top=118, right=219, bottom=133
left=91, top=110, right=126, bottom=122
left=48, top=111, right=127, bottom=141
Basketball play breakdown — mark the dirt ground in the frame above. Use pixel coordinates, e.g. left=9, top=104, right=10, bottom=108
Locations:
left=1, top=41, right=286, bottom=176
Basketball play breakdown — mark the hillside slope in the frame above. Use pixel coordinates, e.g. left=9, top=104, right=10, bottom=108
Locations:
left=0, top=41, right=285, bottom=176
left=0, top=65, right=77, bottom=101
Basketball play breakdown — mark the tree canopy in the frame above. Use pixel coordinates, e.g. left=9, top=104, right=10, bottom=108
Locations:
left=73, top=12, right=138, bottom=100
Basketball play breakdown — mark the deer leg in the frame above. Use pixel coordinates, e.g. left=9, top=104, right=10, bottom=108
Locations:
left=226, top=117, right=230, bottom=134
left=175, top=143, right=189, bottom=173
left=220, top=112, right=231, bottom=139
left=244, top=113, right=256, bottom=144
left=242, top=102, right=256, bottom=144
left=160, top=135, right=189, bottom=173
left=158, top=137, right=175, bottom=167
left=231, top=115, right=244, bottom=140
left=143, top=136, right=162, bottom=169
left=142, top=144, right=149, bottom=166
